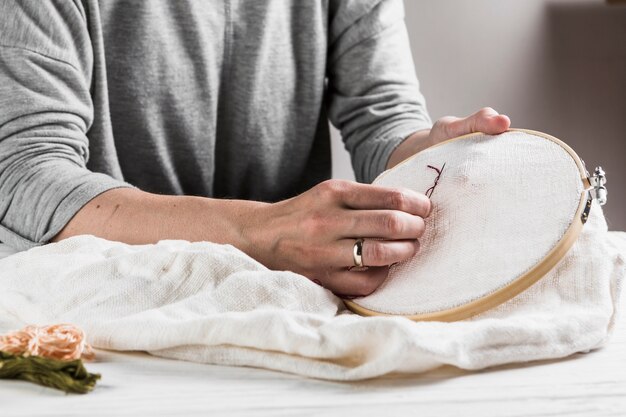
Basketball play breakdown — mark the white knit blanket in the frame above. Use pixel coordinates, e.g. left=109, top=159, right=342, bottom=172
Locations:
left=0, top=214, right=624, bottom=381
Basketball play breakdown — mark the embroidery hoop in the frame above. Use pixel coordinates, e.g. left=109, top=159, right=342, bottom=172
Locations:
left=343, top=129, right=607, bottom=322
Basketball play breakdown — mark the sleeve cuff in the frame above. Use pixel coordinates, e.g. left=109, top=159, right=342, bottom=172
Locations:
left=1, top=172, right=134, bottom=251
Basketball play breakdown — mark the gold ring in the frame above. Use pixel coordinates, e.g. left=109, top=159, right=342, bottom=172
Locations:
left=353, top=238, right=364, bottom=268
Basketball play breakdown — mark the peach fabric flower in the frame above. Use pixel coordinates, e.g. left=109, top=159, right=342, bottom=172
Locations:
left=0, top=324, right=94, bottom=361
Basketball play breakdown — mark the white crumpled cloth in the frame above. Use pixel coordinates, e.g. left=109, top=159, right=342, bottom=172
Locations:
left=0, top=207, right=623, bottom=381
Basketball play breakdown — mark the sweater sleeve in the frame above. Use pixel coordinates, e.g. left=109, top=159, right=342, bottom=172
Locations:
left=327, top=0, right=432, bottom=184
left=0, top=1, right=131, bottom=250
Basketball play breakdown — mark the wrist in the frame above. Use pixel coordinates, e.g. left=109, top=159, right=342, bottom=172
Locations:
left=386, top=128, right=432, bottom=170
left=225, top=199, right=274, bottom=263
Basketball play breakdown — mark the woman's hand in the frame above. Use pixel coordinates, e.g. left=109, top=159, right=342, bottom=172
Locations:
left=387, top=107, right=511, bottom=169
left=242, top=180, right=431, bottom=298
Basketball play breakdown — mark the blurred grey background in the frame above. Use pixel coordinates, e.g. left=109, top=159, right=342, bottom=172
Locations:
left=330, top=0, right=626, bottom=230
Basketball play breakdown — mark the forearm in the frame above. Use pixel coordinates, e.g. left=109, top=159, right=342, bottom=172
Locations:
left=51, top=188, right=267, bottom=251
left=52, top=179, right=433, bottom=298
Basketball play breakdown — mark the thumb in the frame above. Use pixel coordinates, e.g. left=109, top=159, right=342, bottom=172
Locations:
left=438, top=107, right=511, bottom=139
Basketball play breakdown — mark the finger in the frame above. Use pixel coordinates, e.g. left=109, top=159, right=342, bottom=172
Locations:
left=332, top=181, right=431, bottom=218
left=348, top=209, right=426, bottom=240
left=333, top=238, right=419, bottom=268
left=472, top=108, right=511, bottom=134
left=320, top=266, right=390, bottom=298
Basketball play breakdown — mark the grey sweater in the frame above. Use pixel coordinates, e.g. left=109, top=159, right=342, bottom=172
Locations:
left=0, top=0, right=431, bottom=250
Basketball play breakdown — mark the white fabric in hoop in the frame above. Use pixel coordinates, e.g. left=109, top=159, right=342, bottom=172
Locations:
left=353, top=130, right=585, bottom=316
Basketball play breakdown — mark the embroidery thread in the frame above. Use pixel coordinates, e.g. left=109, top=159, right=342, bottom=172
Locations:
left=425, top=163, right=446, bottom=198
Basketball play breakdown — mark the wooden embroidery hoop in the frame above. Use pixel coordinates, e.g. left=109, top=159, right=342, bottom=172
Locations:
left=343, top=129, right=604, bottom=322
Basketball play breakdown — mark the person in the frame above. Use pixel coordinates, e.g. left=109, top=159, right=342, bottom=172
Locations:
left=0, top=0, right=510, bottom=297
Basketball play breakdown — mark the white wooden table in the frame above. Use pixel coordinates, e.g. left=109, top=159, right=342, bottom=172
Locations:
left=0, top=244, right=624, bottom=417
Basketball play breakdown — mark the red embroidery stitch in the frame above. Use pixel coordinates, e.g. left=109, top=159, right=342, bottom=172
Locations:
left=425, top=163, right=446, bottom=198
